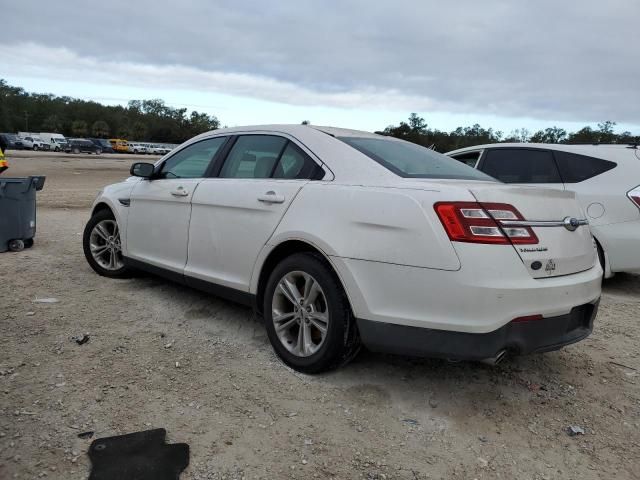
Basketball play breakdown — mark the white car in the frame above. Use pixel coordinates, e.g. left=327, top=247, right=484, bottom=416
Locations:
left=83, top=125, right=601, bottom=372
left=18, top=134, right=47, bottom=150
left=447, top=144, right=640, bottom=277
left=129, top=143, right=148, bottom=154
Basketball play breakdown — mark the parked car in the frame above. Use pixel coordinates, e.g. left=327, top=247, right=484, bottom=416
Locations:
left=108, top=138, right=129, bottom=153
left=447, top=144, right=640, bottom=277
left=0, top=133, right=25, bottom=150
left=128, top=143, right=148, bottom=154
left=150, top=145, right=171, bottom=155
left=39, top=132, right=68, bottom=152
left=18, top=132, right=49, bottom=151
left=89, top=138, right=115, bottom=153
left=83, top=125, right=601, bottom=373
left=65, top=139, right=102, bottom=154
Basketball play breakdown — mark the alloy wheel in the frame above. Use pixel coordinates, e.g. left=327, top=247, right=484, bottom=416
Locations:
left=89, top=219, right=123, bottom=271
left=271, top=271, right=329, bottom=357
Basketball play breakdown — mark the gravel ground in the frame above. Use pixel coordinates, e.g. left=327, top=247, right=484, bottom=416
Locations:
left=1, top=151, right=639, bottom=479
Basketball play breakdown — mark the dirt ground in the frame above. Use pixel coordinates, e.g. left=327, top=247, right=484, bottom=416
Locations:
left=1, top=151, right=639, bottom=480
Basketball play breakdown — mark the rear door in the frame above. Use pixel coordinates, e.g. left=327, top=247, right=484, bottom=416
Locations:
left=468, top=183, right=596, bottom=278
left=186, top=134, right=325, bottom=291
left=479, top=148, right=566, bottom=191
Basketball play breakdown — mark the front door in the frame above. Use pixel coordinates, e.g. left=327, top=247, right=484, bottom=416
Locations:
left=125, top=136, right=228, bottom=273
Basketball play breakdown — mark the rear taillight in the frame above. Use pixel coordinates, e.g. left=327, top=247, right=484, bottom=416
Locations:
left=434, top=202, right=539, bottom=245
left=628, top=186, right=640, bottom=210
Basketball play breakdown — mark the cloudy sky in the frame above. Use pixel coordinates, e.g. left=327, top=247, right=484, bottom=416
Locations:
left=2, top=0, right=639, bottom=133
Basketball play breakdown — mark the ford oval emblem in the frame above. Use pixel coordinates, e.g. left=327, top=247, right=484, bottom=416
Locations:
left=563, top=217, right=580, bottom=232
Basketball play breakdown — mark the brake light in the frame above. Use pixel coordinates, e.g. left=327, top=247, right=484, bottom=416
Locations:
left=511, top=314, right=544, bottom=323
left=434, top=202, right=538, bottom=245
left=628, top=186, right=640, bottom=210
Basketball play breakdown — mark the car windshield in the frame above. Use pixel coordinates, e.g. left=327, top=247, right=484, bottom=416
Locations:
left=338, top=136, right=496, bottom=181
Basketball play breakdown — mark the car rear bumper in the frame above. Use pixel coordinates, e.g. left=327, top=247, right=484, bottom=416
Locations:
left=357, top=300, right=598, bottom=360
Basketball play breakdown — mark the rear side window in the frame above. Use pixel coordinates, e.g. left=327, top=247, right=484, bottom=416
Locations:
left=450, top=151, right=482, bottom=168
left=338, top=137, right=495, bottom=181
left=554, top=151, right=616, bottom=183
left=481, top=149, right=561, bottom=183
left=220, top=135, right=287, bottom=178
left=273, top=142, right=324, bottom=179
left=220, top=135, right=324, bottom=180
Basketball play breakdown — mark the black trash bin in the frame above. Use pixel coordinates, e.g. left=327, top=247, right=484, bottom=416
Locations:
left=0, top=176, right=46, bottom=252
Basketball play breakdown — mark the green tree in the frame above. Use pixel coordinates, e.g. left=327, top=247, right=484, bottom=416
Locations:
left=131, top=121, right=148, bottom=141
left=42, top=115, right=63, bottom=133
left=91, top=120, right=110, bottom=138
left=71, top=120, right=88, bottom=137
left=597, top=121, right=616, bottom=143
left=529, top=126, right=567, bottom=143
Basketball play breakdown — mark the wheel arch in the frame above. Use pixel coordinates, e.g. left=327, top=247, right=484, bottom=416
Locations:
left=253, top=239, right=355, bottom=317
left=91, top=202, right=113, bottom=217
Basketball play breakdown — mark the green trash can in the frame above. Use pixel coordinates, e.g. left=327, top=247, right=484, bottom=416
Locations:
left=0, top=176, right=46, bottom=252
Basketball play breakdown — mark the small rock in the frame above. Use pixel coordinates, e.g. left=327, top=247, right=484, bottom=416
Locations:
left=26, top=312, right=35, bottom=316
left=77, top=431, right=94, bottom=439
left=304, top=439, right=313, bottom=446
left=175, top=362, right=180, bottom=368
left=478, top=436, right=488, bottom=443
left=402, top=418, right=419, bottom=426
left=429, top=399, right=438, bottom=408
left=567, top=425, right=585, bottom=436
left=302, top=459, right=308, bottom=465
left=164, top=343, right=173, bottom=349
left=478, top=457, right=489, bottom=468
left=34, top=298, right=59, bottom=304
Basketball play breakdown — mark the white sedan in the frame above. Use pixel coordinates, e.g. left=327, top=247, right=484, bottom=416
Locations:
left=83, top=125, right=602, bottom=372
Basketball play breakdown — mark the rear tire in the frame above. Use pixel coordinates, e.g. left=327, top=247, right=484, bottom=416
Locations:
left=24, top=238, right=34, bottom=248
left=263, top=252, right=360, bottom=373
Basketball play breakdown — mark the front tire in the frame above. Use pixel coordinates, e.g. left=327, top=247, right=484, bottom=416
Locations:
left=263, top=253, right=360, bottom=373
left=83, top=209, right=131, bottom=278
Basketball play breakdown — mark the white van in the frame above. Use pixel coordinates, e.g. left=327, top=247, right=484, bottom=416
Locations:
left=39, top=133, right=68, bottom=152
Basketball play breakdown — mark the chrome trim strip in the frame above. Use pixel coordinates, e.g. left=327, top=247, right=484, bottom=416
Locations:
left=500, top=219, right=589, bottom=228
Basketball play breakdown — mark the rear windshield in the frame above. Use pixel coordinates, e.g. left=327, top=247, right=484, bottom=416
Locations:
left=338, top=137, right=496, bottom=181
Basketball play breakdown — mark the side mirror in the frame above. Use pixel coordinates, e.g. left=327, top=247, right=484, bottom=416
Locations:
left=130, top=162, right=155, bottom=178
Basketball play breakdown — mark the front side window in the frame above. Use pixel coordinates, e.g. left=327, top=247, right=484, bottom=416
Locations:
left=481, top=148, right=561, bottom=183
left=338, top=136, right=494, bottom=181
left=160, top=137, right=227, bottom=179
left=554, top=151, right=616, bottom=183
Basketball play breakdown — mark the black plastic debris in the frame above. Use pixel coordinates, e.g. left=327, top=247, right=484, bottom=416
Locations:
left=78, top=431, right=94, bottom=439
left=88, top=428, right=189, bottom=480
left=73, top=334, right=90, bottom=345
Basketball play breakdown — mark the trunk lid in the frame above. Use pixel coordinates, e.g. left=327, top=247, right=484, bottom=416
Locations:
left=468, top=184, right=596, bottom=278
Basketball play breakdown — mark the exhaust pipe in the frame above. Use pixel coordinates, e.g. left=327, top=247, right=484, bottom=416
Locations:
left=480, top=350, right=507, bottom=366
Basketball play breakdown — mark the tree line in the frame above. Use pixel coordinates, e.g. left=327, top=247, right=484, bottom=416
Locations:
left=0, top=79, right=219, bottom=143
left=1, top=79, right=638, bottom=150
left=379, top=113, right=639, bottom=152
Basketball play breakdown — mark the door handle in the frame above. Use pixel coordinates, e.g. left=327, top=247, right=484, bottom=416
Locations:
left=257, top=191, right=285, bottom=204
left=170, top=187, right=189, bottom=197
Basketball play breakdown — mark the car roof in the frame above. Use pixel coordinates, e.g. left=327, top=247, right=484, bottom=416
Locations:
left=447, top=143, right=638, bottom=154
left=183, top=124, right=403, bottom=182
